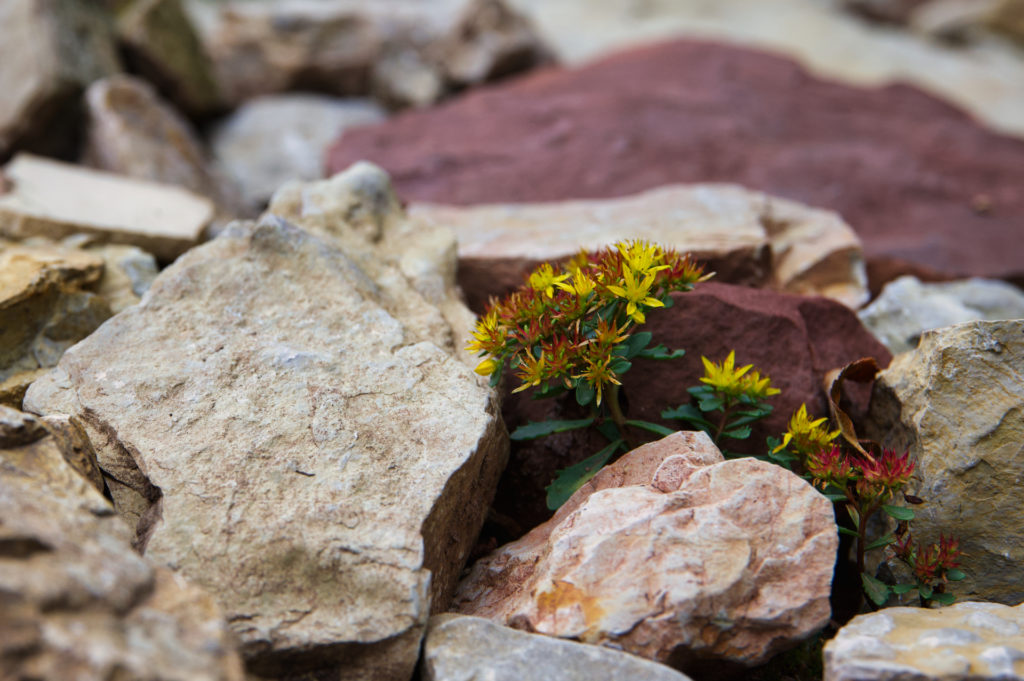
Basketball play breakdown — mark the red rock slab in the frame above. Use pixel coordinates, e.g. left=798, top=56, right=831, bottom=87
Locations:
left=487, top=281, right=891, bottom=535
left=328, top=39, right=1024, bottom=289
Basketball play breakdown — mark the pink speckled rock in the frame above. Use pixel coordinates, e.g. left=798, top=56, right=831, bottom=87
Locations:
left=454, top=432, right=838, bottom=673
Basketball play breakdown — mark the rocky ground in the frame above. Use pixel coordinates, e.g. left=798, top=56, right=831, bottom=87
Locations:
left=2, top=1, right=1024, bottom=680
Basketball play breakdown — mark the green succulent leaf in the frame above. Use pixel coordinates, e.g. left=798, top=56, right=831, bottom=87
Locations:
left=698, top=396, right=725, bottom=412
left=838, top=526, right=860, bottom=538
left=661, top=404, right=715, bottom=430
left=625, top=420, right=675, bottom=437
left=511, top=418, right=595, bottom=441
left=618, top=332, right=653, bottom=359
left=575, top=380, right=596, bottom=407
left=609, top=359, right=633, bottom=375
left=931, top=592, right=956, bottom=605
left=545, top=440, right=623, bottom=510
left=722, top=425, right=752, bottom=440
left=946, top=568, right=967, bottom=582
left=866, top=534, right=896, bottom=551
left=861, top=573, right=892, bottom=606
left=882, top=505, right=915, bottom=521
left=891, top=583, right=917, bottom=595
left=919, top=584, right=934, bottom=600
left=637, top=345, right=686, bottom=360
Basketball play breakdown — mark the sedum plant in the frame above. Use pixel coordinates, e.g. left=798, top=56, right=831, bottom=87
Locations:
left=467, top=239, right=710, bottom=509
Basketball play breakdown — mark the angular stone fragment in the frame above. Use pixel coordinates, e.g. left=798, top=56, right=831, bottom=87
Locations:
left=0, top=0, right=121, bottom=157
left=0, top=410, right=244, bottom=681
left=456, top=432, right=838, bottom=672
left=423, top=614, right=695, bottom=681
left=211, top=94, right=385, bottom=213
left=410, top=183, right=867, bottom=310
left=83, top=74, right=240, bottom=218
left=824, top=602, right=1024, bottom=681
left=858, top=276, right=1024, bottom=354
left=866, top=320, right=1024, bottom=604
left=0, top=154, right=212, bottom=261
left=25, top=164, right=507, bottom=679
left=329, top=39, right=1024, bottom=287
left=115, top=0, right=222, bottom=115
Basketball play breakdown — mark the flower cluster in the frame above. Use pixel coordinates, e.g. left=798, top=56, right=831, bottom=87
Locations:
left=806, top=447, right=915, bottom=501
left=894, top=533, right=963, bottom=585
left=773, top=404, right=840, bottom=459
left=468, top=240, right=709, bottom=405
left=699, top=350, right=781, bottom=401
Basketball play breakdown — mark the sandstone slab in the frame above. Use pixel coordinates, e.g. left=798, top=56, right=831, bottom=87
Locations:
left=0, top=154, right=212, bottom=261
left=329, top=39, right=1024, bottom=288
left=423, top=614, right=694, bottom=681
left=211, top=94, right=385, bottom=213
left=824, top=601, right=1024, bottom=681
left=410, top=183, right=867, bottom=310
left=0, top=0, right=121, bottom=158
left=0, top=408, right=244, bottom=681
left=494, top=281, right=891, bottom=531
left=858, top=275, right=1024, bottom=354
left=83, top=74, right=240, bottom=218
left=25, top=165, right=507, bottom=679
left=456, top=432, right=838, bottom=673
left=866, top=320, right=1024, bottom=604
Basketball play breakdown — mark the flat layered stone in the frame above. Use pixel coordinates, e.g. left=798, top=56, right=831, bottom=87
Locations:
left=0, top=154, right=212, bottom=261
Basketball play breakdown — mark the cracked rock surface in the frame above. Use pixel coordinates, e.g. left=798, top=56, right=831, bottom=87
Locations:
left=24, top=164, right=508, bottom=680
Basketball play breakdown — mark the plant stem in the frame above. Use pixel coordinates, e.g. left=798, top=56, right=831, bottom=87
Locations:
left=713, top=401, right=735, bottom=444
left=607, top=384, right=636, bottom=449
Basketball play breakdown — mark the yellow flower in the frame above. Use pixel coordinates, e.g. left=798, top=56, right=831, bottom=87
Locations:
left=773, top=404, right=840, bottom=455
left=474, top=358, right=500, bottom=376
left=528, top=263, right=571, bottom=298
left=605, top=265, right=664, bottom=324
left=699, top=351, right=752, bottom=395
left=466, top=310, right=501, bottom=354
left=616, top=239, right=669, bottom=277
left=512, top=351, right=548, bottom=393
left=569, top=270, right=596, bottom=298
left=573, top=348, right=621, bottom=406
left=738, top=369, right=781, bottom=400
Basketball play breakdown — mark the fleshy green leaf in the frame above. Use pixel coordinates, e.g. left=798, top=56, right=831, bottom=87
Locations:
left=575, top=380, right=595, bottom=407
left=489, top=370, right=501, bottom=388
left=510, top=418, right=595, bottom=441
left=626, top=420, right=675, bottom=437
left=931, top=592, right=956, bottom=605
left=609, top=359, right=632, bottom=375
left=919, top=584, right=933, bottom=600
left=698, top=396, right=725, bottom=412
left=823, top=493, right=848, bottom=502
left=661, top=404, right=715, bottom=429
left=892, top=583, right=917, bottom=595
left=637, top=345, right=686, bottom=360
left=545, top=440, right=623, bottom=510
left=882, top=505, right=915, bottom=521
left=618, top=332, right=653, bottom=359
left=861, top=573, right=892, bottom=606
left=946, top=568, right=967, bottom=582
left=838, top=527, right=860, bottom=538
left=722, top=425, right=752, bottom=440
left=866, top=534, right=896, bottom=551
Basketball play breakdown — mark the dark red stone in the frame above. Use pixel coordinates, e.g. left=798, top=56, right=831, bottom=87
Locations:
left=487, top=282, right=892, bottom=535
left=329, top=39, right=1024, bottom=287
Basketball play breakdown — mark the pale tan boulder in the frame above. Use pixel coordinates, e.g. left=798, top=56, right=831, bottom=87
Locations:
left=0, top=408, right=244, bottom=681
left=866, top=320, right=1024, bottom=604
left=824, top=601, right=1024, bottom=681
left=0, top=154, right=213, bottom=261
left=454, top=431, right=837, bottom=671
left=25, top=163, right=507, bottom=679
left=0, top=0, right=121, bottom=157
left=986, top=0, right=1024, bottom=42
left=410, top=183, right=868, bottom=310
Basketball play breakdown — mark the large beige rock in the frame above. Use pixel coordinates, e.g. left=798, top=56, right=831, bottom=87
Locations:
left=410, top=183, right=868, bottom=310
left=0, top=154, right=213, bottom=261
left=423, top=614, right=695, bottom=681
left=866, top=320, right=1024, bottom=604
left=210, top=94, right=385, bottom=213
left=858, top=275, right=1024, bottom=354
left=115, top=0, right=222, bottom=115
left=454, top=432, right=837, bottom=672
left=25, top=163, right=507, bottom=680
left=0, top=408, right=244, bottom=681
left=824, top=601, right=1024, bottom=681
left=0, top=240, right=110, bottom=408
left=987, top=0, right=1024, bottom=42
left=83, top=74, right=240, bottom=218
left=0, top=0, right=121, bottom=157
left=506, top=0, right=1024, bottom=139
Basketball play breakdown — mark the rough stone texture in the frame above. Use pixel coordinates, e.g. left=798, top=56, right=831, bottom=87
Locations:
left=78, top=239, right=159, bottom=315
left=858, top=276, right=1024, bottom=354
left=83, top=74, right=241, bottom=219
left=210, top=94, right=385, bottom=214
left=329, top=39, right=1024, bottom=289
left=423, top=614, right=695, bottom=681
left=987, top=0, right=1024, bottom=42
left=24, top=164, right=508, bottom=679
left=0, top=154, right=213, bottom=262
left=115, top=0, right=222, bottom=115
left=0, top=239, right=110, bottom=409
left=866, top=320, right=1024, bottom=605
left=0, top=409, right=244, bottom=681
left=185, top=0, right=548, bottom=109
left=0, top=403, right=47, bottom=447
left=0, top=0, right=121, bottom=158
left=494, top=281, right=891, bottom=531
left=410, top=183, right=868, bottom=310
left=455, top=432, right=838, bottom=673
left=504, top=0, right=1024, bottom=138
left=824, top=601, right=1024, bottom=681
